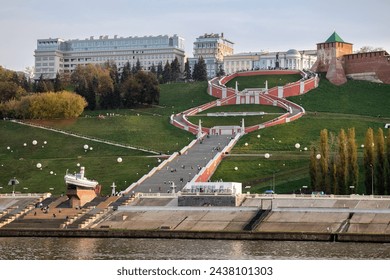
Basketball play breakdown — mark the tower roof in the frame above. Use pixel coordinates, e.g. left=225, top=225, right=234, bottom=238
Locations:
left=325, top=31, right=345, bottom=43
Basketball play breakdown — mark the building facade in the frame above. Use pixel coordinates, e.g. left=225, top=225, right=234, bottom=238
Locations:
left=223, top=52, right=261, bottom=74
left=223, top=50, right=317, bottom=75
left=188, top=33, right=234, bottom=78
left=255, top=49, right=317, bottom=71
left=34, top=34, right=185, bottom=80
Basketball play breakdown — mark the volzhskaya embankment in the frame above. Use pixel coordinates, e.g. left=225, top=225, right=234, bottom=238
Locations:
left=2, top=193, right=390, bottom=243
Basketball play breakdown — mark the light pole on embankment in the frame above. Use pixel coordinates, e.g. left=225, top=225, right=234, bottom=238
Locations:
left=8, top=177, right=19, bottom=196
left=370, top=164, right=374, bottom=196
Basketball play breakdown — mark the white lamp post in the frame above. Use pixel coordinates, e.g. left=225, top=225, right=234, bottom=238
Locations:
left=8, top=177, right=19, bottom=196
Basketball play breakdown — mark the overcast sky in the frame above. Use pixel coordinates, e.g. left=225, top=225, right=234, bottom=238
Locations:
left=1, top=0, right=389, bottom=71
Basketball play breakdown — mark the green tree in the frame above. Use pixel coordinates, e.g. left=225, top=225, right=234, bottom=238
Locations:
left=375, top=128, right=385, bottom=194
left=53, top=72, right=63, bottom=92
left=319, top=129, right=330, bottom=193
left=193, top=56, right=207, bottom=81
left=347, top=128, right=359, bottom=193
left=309, top=146, right=319, bottom=190
left=150, top=64, right=156, bottom=75
left=135, top=59, right=142, bottom=73
left=156, top=62, right=163, bottom=82
left=363, top=128, right=375, bottom=195
left=184, top=59, right=192, bottom=80
left=170, top=57, right=181, bottom=82
left=121, top=62, right=131, bottom=83
left=336, top=129, right=348, bottom=194
left=35, top=74, right=48, bottom=93
left=162, top=61, right=172, bottom=84
left=121, top=76, right=140, bottom=108
left=135, top=72, right=160, bottom=104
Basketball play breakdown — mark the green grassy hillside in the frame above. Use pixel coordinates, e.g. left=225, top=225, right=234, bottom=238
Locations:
left=1, top=77, right=389, bottom=195
left=225, top=74, right=302, bottom=90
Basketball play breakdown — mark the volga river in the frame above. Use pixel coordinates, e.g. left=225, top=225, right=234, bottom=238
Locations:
left=0, top=237, right=389, bottom=259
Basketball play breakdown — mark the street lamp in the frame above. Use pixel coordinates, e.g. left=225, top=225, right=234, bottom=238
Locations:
left=8, top=177, right=19, bottom=196
left=370, top=164, right=374, bottom=195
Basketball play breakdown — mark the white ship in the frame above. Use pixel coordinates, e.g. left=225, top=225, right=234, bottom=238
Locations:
left=64, top=167, right=99, bottom=189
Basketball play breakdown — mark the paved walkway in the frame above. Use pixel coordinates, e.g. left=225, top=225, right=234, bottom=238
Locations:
left=132, top=134, right=231, bottom=193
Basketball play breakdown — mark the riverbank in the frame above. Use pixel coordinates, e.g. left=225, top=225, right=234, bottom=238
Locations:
left=1, top=228, right=390, bottom=243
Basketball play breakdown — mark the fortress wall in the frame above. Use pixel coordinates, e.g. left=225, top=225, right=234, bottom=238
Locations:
left=344, top=51, right=390, bottom=84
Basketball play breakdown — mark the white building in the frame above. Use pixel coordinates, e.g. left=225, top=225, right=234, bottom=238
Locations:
left=188, top=33, right=234, bottom=78
left=181, top=182, right=242, bottom=195
left=223, top=49, right=317, bottom=74
left=254, top=49, right=317, bottom=70
left=34, top=34, right=185, bottom=80
left=223, top=52, right=262, bottom=75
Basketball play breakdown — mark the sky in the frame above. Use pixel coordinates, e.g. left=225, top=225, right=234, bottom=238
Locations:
left=0, top=0, right=389, bottom=71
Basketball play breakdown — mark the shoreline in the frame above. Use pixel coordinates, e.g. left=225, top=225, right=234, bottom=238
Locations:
left=1, top=228, right=389, bottom=243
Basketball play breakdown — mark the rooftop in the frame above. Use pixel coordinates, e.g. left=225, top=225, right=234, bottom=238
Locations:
left=325, top=31, right=345, bottom=43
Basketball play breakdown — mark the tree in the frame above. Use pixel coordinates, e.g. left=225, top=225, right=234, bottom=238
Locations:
left=135, top=72, right=160, bottom=104
left=121, top=76, right=140, bottom=108
left=356, top=46, right=384, bottom=53
left=335, top=129, right=348, bottom=194
left=0, top=91, right=87, bottom=119
left=347, top=128, right=359, bottom=193
left=319, top=129, right=330, bottom=193
left=184, top=59, right=191, bottom=80
left=150, top=64, right=156, bottom=75
left=375, top=128, right=385, bottom=194
left=120, top=72, right=160, bottom=107
left=98, top=74, right=115, bottom=109
left=121, top=62, right=131, bottom=83
left=156, top=62, right=163, bottom=82
left=170, top=57, right=181, bottom=82
left=309, top=146, right=319, bottom=190
left=363, top=128, right=375, bottom=194
left=35, top=74, right=48, bottom=93
left=135, top=59, right=142, bottom=72
left=162, top=61, right=172, bottom=84
left=53, top=72, right=63, bottom=92
left=193, top=56, right=207, bottom=81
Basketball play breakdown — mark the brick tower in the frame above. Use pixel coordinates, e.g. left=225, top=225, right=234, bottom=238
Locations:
left=312, top=32, right=353, bottom=85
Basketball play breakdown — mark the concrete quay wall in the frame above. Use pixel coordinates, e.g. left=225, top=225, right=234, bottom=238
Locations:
left=0, top=228, right=332, bottom=241
left=1, top=228, right=390, bottom=243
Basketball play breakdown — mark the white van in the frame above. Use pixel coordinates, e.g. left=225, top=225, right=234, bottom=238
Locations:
left=385, top=123, right=390, bottom=128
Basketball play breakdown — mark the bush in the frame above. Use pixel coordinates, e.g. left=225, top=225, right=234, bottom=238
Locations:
left=0, top=91, right=87, bottom=119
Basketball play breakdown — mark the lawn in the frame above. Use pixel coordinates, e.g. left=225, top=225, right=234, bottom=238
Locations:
left=0, top=82, right=214, bottom=195
left=225, top=74, right=302, bottom=90
left=289, top=78, right=390, bottom=118
left=1, top=76, right=389, bottom=196
left=0, top=121, right=157, bottom=195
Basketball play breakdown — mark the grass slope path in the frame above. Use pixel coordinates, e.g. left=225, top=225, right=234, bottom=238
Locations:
left=10, top=119, right=160, bottom=155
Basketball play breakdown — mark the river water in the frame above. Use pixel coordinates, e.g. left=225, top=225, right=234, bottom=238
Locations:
left=0, top=237, right=389, bottom=260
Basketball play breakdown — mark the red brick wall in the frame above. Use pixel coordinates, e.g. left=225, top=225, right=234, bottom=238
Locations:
left=343, top=51, right=390, bottom=84
left=315, top=42, right=353, bottom=72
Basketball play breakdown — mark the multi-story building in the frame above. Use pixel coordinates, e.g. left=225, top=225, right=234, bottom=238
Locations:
left=254, top=49, right=317, bottom=71
left=223, top=50, right=317, bottom=74
left=34, top=34, right=185, bottom=80
left=188, top=33, right=234, bottom=78
left=223, top=52, right=262, bottom=74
